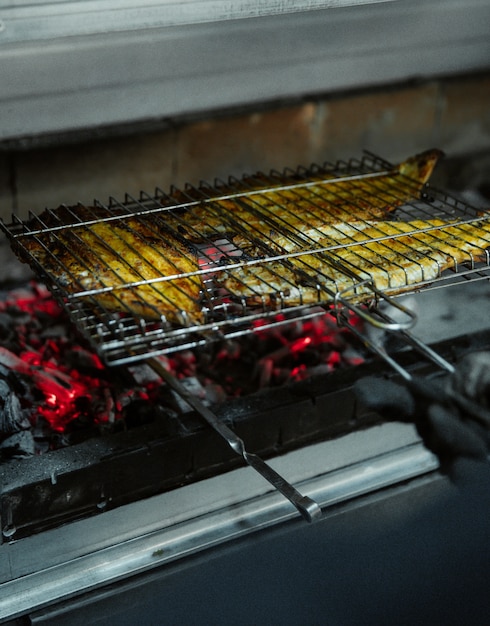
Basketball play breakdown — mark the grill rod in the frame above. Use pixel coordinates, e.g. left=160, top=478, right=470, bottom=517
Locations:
left=334, top=283, right=456, bottom=381
left=148, top=358, right=322, bottom=523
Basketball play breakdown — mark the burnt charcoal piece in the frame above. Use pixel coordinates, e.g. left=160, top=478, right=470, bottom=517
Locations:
left=0, top=430, right=35, bottom=460
left=0, top=311, right=14, bottom=334
left=0, top=379, right=30, bottom=438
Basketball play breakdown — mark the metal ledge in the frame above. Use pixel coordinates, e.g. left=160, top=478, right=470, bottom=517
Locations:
left=1, top=0, right=489, bottom=142
left=0, top=423, right=439, bottom=620
left=1, top=1, right=398, bottom=44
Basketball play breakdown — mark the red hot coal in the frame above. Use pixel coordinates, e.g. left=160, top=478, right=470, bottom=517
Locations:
left=0, top=281, right=365, bottom=457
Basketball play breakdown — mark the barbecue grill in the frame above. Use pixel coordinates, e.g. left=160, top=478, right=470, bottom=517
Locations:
left=1, top=152, right=490, bottom=621
left=3, top=150, right=489, bottom=368
left=1, top=147, right=490, bottom=524
left=1, top=2, right=490, bottom=618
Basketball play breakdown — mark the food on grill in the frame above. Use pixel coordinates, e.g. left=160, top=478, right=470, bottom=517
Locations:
left=19, top=207, right=202, bottom=324
left=219, top=217, right=490, bottom=307
left=165, top=149, right=443, bottom=252
left=11, top=149, right=451, bottom=325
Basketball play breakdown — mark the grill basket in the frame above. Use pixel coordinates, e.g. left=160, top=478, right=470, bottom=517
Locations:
left=2, top=151, right=489, bottom=368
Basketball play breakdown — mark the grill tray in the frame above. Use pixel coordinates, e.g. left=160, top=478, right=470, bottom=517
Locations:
left=2, top=151, right=490, bottom=366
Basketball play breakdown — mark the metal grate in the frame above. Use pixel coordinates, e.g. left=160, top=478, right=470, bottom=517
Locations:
left=2, top=151, right=490, bottom=366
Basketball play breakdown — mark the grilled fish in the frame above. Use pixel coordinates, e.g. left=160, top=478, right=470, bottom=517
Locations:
left=218, top=217, right=490, bottom=307
left=14, top=149, right=446, bottom=324
left=19, top=206, right=202, bottom=325
left=164, top=149, right=443, bottom=252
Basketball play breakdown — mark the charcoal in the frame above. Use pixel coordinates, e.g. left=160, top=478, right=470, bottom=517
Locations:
left=39, top=323, right=69, bottom=339
left=204, top=382, right=227, bottom=405
left=0, top=429, right=35, bottom=459
left=170, top=377, right=209, bottom=414
left=0, top=380, right=31, bottom=437
left=0, top=280, right=367, bottom=456
left=129, top=362, right=165, bottom=385
left=0, top=311, right=14, bottom=333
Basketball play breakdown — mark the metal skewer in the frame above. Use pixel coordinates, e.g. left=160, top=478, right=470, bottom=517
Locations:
left=149, top=358, right=322, bottom=523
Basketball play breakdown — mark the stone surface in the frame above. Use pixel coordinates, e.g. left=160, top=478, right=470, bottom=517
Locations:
left=438, top=75, right=490, bottom=155
left=173, top=103, right=320, bottom=188
left=321, top=82, right=441, bottom=163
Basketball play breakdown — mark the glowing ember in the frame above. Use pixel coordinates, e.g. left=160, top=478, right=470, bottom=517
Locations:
left=0, top=281, right=366, bottom=453
left=0, top=282, right=154, bottom=439
left=291, top=336, right=313, bottom=353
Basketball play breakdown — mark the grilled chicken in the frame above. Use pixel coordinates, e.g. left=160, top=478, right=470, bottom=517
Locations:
left=219, top=217, right=490, bottom=307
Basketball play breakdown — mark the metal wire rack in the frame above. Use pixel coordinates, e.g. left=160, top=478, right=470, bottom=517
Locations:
left=2, top=151, right=490, bottom=369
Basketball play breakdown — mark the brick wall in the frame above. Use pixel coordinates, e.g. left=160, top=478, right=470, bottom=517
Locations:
left=1, top=72, right=489, bottom=221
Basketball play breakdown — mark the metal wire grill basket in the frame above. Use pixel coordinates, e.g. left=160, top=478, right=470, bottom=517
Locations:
left=2, top=151, right=489, bottom=366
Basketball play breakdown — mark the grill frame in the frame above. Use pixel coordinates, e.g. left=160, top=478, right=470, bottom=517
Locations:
left=2, top=151, right=490, bottom=367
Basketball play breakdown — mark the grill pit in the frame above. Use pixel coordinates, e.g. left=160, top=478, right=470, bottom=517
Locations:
left=0, top=274, right=369, bottom=540
left=0, top=280, right=366, bottom=455
left=1, top=149, right=490, bottom=541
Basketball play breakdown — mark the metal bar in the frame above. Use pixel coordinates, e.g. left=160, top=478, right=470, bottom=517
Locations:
left=149, top=358, right=322, bottom=523
left=334, top=281, right=418, bottom=331
left=0, top=434, right=437, bottom=622
left=336, top=292, right=456, bottom=379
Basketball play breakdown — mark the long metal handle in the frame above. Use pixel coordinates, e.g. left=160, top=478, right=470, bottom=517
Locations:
left=335, top=280, right=456, bottom=380
left=334, top=280, right=418, bottom=332
left=149, top=358, right=322, bottom=523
